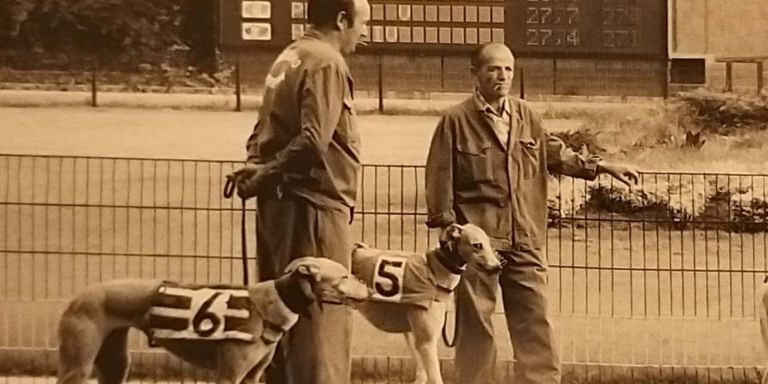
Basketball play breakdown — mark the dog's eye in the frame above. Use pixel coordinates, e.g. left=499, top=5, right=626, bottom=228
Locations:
left=472, top=243, right=483, bottom=250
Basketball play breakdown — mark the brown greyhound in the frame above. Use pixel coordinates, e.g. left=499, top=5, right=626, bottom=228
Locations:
left=56, top=257, right=371, bottom=384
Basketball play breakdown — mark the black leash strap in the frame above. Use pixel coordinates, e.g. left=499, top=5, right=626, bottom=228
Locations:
left=442, top=297, right=459, bottom=348
left=224, top=176, right=249, bottom=286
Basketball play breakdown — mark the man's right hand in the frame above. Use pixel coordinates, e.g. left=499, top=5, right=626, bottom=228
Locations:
left=227, top=163, right=267, bottom=200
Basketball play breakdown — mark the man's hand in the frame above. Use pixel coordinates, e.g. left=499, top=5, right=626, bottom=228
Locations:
left=596, top=161, right=640, bottom=188
left=227, top=163, right=267, bottom=200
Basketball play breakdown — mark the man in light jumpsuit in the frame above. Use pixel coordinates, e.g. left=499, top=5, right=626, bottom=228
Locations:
left=425, top=43, right=639, bottom=384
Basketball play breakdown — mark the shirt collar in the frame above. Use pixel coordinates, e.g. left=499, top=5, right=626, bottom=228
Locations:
left=473, top=89, right=510, bottom=117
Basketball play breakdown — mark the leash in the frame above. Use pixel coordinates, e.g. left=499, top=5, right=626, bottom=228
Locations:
left=223, top=176, right=250, bottom=286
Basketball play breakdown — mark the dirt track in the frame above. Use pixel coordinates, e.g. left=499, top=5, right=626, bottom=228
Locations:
left=0, top=107, right=583, bottom=164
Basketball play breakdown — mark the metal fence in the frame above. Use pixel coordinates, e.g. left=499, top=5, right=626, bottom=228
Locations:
left=1, top=154, right=767, bottom=383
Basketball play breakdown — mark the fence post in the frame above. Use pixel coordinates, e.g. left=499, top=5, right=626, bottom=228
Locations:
left=725, top=62, right=733, bottom=92
left=378, top=54, right=384, bottom=113
left=519, top=67, right=526, bottom=100
left=440, top=55, right=445, bottom=90
left=235, top=56, right=242, bottom=112
left=552, top=58, right=557, bottom=95
left=91, top=56, right=98, bottom=107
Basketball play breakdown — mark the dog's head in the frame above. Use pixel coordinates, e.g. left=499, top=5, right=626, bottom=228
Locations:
left=284, top=257, right=372, bottom=307
left=440, top=223, right=503, bottom=273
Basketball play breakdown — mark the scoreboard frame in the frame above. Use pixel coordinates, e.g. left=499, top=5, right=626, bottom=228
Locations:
left=218, top=0, right=668, bottom=60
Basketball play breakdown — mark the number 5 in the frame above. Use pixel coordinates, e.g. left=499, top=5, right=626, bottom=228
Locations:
left=375, top=260, right=403, bottom=297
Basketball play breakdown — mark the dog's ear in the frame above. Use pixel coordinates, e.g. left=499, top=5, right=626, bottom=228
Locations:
left=439, top=223, right=463, bottom=252
left=285, top=257, right=323, bottom=282
left=296, top=263, right=322, bottom=282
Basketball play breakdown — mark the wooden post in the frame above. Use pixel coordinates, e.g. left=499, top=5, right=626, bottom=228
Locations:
left=440, top=55, right=445, bottom=90
left=91, top=56, right=98, bottom=107
left=552, top=58, right=557, bottom=95
left=725, top=61, right=733, bottom=92
left=378, top=55, right=384, bottom=113
left=235, top=56, right=242, bottom=112
left=757, top=61, right=764, bottom=95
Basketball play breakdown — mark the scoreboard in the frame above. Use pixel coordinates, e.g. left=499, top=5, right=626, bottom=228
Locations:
left=218, top=0, right=667, bottom=58
left=509, top=0, right=666, bottom=57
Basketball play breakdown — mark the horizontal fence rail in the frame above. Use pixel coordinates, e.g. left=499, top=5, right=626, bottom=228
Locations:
left=1, top=154, right=767, bottom=383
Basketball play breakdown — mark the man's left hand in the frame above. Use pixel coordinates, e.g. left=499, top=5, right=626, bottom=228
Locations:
left=597, top=161, right=640, bottom=188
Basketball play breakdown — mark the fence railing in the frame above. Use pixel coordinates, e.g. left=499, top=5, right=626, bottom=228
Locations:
left=1, top=154, right=767, bottom=383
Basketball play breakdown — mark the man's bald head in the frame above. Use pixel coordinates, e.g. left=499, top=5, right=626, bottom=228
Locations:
left=471, top=43, right=515, bottom=103
left=471, top=43, right=515, bottom=70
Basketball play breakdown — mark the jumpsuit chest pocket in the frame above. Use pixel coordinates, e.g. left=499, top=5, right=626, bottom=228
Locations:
left=517, top=138, right=540, bottom=180
left=456, top=141, right=494, bottom=184
left=335, top=97, right=360, bottom=145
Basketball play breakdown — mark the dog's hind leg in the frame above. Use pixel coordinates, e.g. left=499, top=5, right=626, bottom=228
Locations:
left=94, top=328, right=131, bottom=384
left=58, top=315, right=104, bottom=384
left=404, top=333, right=428, bottom=384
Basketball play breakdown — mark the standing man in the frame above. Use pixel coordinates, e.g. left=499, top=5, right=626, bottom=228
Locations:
left=232, top=0, right=369, bottom=383
left=425, top=43, right=639, bottom=384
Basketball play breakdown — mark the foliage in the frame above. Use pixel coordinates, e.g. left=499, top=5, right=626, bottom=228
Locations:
left=677, top=89, right=768, bottom=134
left=548, top=177, right=768, bottom=233
left=0, top=0, right=215, bottom=71
left=551, top=127, right=606, bottom=155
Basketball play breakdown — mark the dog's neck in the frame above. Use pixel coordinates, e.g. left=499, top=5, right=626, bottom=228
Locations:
left=436, top=244, right=467, bottom=275
left=273, top=272, right=316, bottom=317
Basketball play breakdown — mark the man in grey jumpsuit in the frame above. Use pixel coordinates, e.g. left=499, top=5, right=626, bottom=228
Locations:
left=425, top=43, right=639, bottom=384
left=232, top=0, right=370, bottom=383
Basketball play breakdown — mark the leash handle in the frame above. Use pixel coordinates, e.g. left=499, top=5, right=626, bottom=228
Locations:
left=442, top=298, right=459, bottom=348
left=223, top=176, right=237, bottom=199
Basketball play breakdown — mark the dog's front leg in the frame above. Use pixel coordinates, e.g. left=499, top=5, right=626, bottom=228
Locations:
left=404, top=333, right=428, bottom=384
left=406, top=306, right=445, bottom=384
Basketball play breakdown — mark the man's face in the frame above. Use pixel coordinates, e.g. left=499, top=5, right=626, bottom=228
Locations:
left=472, top=45, right=515, bottom=101
left=340, top=0, right=370, bottom=54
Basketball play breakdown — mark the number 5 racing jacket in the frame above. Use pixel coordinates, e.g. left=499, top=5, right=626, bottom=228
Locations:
left=351, top=243, right=462, bottom=309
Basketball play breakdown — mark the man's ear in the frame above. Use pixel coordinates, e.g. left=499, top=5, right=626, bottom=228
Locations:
left=470, top=66, right=478, bottom=76
left=336, top=10, right=350, bottom=31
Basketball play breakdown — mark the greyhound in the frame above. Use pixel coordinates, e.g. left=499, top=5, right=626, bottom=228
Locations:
left=352, top=223, right=503, bottom=384
left=56, top=257, right=371, bottom=384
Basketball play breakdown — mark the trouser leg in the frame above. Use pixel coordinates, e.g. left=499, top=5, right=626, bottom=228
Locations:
left=257, top=197, right=352, bottom=384
left=454, top=263, right=500, bottom=384
left=499, top=264, right=561, bottom=384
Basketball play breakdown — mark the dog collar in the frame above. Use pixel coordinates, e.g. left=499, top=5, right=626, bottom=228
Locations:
left=274, top=273, right=315, bottom=317
left=436, top=246, right=467, bottom=275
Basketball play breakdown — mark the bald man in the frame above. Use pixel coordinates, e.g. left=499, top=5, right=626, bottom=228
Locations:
left=425, top=43, right=639, bottom=384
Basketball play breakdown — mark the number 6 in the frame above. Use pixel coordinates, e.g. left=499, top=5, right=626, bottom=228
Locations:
left=193, top=292, right=222, bottom=337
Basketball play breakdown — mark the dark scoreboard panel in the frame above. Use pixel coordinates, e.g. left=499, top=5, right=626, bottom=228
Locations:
left=218, top=0, right=667, bottom=58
